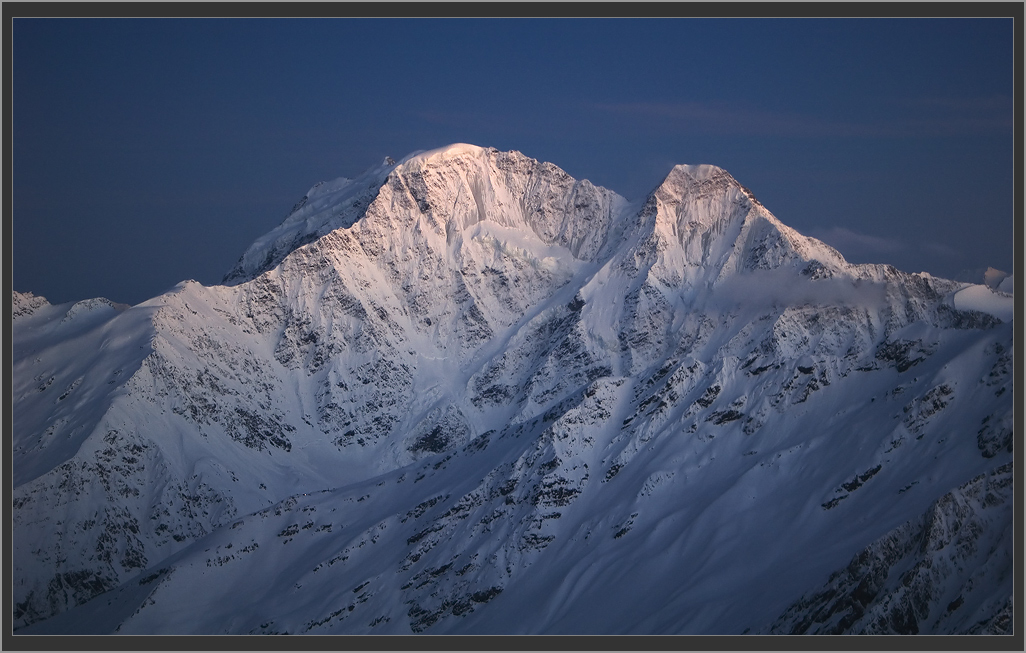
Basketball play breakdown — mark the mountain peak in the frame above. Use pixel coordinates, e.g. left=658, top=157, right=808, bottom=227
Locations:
left=655, top=163, right=767, bottom=210
left=670, top=162, right=731, bottom=180
left=224, top=146, right=848, bottom=291
left=397, top=143, right=491, bottom=168
left=358, top=144, right=629, bottom=262
left=13, top=145, right=1013, bottom=636
left=222, top=155, right=397, bottom=285
left=12, top=290, right=50, bottom=320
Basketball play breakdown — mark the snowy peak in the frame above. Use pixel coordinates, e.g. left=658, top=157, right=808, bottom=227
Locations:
left=645, top=163, right=756, bottom=265
left=983, top=266, right=1012, bottom=292
left=637, top=162, right=849, bottom=289
left=224, top=145, right=633, bottom=288
left=13, top=290, right=50, bottom=320
left=648, top=163, right=747, bottom=210
left=338, top=145, right=631, bottom=264
left=12, top=145, right=1014, bottom=636
left=225, top=146, right=856, bottom=294
left=222, top=158, right=398, bottom=285
left=395, top=142, right=490, bottom=167
left=225, top=145, right=945, bottom=324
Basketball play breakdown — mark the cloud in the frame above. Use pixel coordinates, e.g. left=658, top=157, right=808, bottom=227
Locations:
left=592, top=98, right=1012, bottom=138
left=888, top=95, right=1014, bottom=136
left=921, top=241, right=963, bottom=259
left=909, top=95, right=1012, bottom=112
left=709, top=266, right=889, bottom=313
left=807, top=227, right=904, bottom=256
left=593, top=101, right=889, bottom=138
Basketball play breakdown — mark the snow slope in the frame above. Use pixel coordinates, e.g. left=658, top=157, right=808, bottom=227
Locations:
left=768, top=462, right=1014, bottom=635
left=12, top=145, right=1015, bottom=635
left=952, top=284, right=1014, bottom=323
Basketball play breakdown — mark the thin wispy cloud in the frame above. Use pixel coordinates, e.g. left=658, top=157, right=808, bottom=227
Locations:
left=893, top=94, right=1014, bottom=136
left=922, top=241, right=964, bottom=259
left=807, top=226, right=904, bottom=256
left=711, top=266, right=889, bottom=312
left=900, top=94, right=1013, bottom=113
left=593, top=101, right=885, bottom=138
left=593, top=98, right=1012, bottom=138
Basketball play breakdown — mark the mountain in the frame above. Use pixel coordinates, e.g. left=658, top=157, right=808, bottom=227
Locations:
left=11, top=144, right=1014, bottom=635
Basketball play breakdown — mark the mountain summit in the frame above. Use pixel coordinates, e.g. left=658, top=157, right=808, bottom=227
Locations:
left=12, top=146, right=1013, bottom=635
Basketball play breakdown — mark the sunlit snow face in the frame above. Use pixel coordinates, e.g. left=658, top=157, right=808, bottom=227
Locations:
left=10, top=143, right=1014, bottom=637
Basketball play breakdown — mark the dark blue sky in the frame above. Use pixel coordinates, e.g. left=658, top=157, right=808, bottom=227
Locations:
left=13, top=17, right=1016, bottom=306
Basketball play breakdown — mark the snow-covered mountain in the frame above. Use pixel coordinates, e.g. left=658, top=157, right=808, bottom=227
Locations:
left=12, top=144, right=1015, bottom=635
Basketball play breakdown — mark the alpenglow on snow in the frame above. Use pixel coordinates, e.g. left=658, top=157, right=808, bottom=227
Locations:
left=12, top=144, right=1014, bottom=635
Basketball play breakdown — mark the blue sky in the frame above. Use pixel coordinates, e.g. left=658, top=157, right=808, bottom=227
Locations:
left=13, top=16, right=1016, bottom=305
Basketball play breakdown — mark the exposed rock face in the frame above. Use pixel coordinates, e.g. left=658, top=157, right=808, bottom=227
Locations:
left=13, top=290, right=50, bottom=319
left=768, top=463, right=1013, bottom=635
left=12, top=144, right=1014, bottom=635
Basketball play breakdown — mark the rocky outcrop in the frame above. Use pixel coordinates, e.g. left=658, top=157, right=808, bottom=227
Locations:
left=12, top=145, right=1014, bottom=635
left=768, top=463, right=1014, bottom=635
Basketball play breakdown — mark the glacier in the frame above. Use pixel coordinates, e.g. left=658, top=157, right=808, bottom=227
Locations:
left=11, top=144, right=1015, bottom=635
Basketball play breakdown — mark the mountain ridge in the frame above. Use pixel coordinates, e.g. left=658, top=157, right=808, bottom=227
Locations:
left=12, top=145, right=1014, bottom=635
